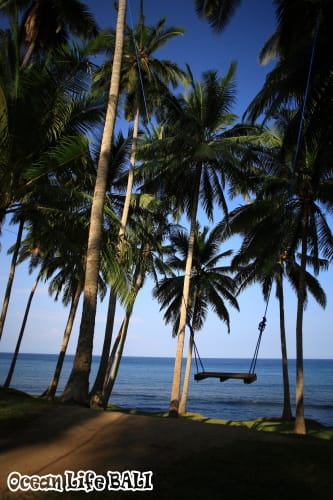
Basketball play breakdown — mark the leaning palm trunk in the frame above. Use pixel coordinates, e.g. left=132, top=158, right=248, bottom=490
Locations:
left=101, top=320, right=124, bottom=389
left=179, top=332, right=194, bottom=414
left=89, top=290, right=117, bottom=406
left=294, top=221, right=308, bottom=435
left=4, top=271, right=41, bottom=387
left=102, top=273, right=143, bottom=409
left=44, top=283, right=82, bottom=399
left=102, top=309, right=131, bottom=409
left=169, top=168, right=201, bottom=417
left=61, top=0, right=127, bottom=405
left=21, top=39, right=37, bottom=69
left=277, top=278, right=292, bottom=420
left=0, top=220, right=24, bottom=339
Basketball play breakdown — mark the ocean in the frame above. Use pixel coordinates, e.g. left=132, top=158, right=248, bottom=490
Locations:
left=0, top=353, right=332, bottom=426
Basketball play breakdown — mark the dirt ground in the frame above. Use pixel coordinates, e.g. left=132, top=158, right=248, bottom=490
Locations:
left=0, top=404, right=308, bottom=497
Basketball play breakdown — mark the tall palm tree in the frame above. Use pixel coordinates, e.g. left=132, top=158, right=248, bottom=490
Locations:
left=224, top=122, right=332, bottom=433
left=243, top=6, right=333, bottom=327
left=154, top=224, right=239, bottom=414
left=61, top=0, right=128, bottom=405
left=229, top=210, right=327, bottom=422
left=140, top=64, right=264, bottom=416
left=88, top=10, right=186, bottom=405
left=88, top=131, right=132, bottom=404
left=287, top=141, right=332, bottom=434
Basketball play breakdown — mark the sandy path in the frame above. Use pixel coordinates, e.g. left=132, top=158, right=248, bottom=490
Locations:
left=0, top=405, right=294, bottom=495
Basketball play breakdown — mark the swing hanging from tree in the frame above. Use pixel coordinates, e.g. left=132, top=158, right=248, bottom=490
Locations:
left=192, top=8, right=320, bottom=387
left=191, top=8, right=321, bottom=389
left=189, top=297, right=269, bottom=384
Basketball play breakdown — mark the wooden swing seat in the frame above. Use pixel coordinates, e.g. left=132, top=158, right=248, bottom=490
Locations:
left=194, top=371, right=257, bottom=384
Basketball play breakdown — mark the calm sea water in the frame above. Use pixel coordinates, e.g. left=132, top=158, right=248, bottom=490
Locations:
left=0, top=353, right=332, bottom=426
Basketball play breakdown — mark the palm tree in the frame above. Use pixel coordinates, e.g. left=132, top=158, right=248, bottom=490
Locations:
left=0, top=30, right=104, bottom=343
left=287, top=141, right=332, bottom=434
left=252, top=95, right=332, bottom=435
left=100, top=199, right=173, bottom=408
left=94, top=6, right=186, bottom=240
left=224, top=121, right=332, bottom=433
left=88, top=11, right=186, bottom=405
left=3, top=268, right=42, bottom=387
left=88, top=131, right=132, bottom=404
left=44, top=240, right=110, bottom=399
left=0, top=219, right=24, bottom=339
left=3, top=234, right=47, bottom=388
left=245, top=0, right=332, bottom=145
left=229, top=211, right=327, bottom=422
left=139, top=64, right=264, bottom=416
left=61, top=0, right=127, bottom=405
left=154, top=224, right=239, bottom=414
left=45, top=282, right=82, bottom=398
left=194, top=0, right=241, bottom=33
left=0, top=12, right=104, bottom=219
left=0, top=0, right=99, bottom=67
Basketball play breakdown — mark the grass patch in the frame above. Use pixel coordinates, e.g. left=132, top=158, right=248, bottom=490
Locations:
left=0, top=386, right=52, bottom=431
left=179, top=411, right=333, bottom=439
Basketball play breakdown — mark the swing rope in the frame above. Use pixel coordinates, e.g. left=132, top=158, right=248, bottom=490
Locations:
left=246, top=12, right=321, bottom=377
left=248, top=315, right=267, bottom=376
left=186, top=315, right=205, bottom=374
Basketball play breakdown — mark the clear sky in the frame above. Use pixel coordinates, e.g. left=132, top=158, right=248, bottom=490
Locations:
left=1, top=0, right=332, bottom=361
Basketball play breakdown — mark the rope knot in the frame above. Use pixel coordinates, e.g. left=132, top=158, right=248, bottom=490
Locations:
left=258, top=316, right=267, bottom=333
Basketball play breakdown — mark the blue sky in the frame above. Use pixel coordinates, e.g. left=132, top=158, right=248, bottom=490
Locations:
left=1, top=0, right=332, bottom=361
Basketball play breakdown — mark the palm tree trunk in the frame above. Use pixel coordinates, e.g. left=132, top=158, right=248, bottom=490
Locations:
left=119, top=106, right=140, bottom=243
left=179, top=332, right=194, bottom=414
left=294, top=220, right=308, bottom=435
left=277, top=278, right=292, bottom=420
left=90, top=107, right=139, bottom=407
left=61, top=0, right=127, bottom=405
left=90, top=289, right=117, bottom=406
left=0, top=219, right=24, bottom=339
left=102, top=320, right=123, bottom=388
left=21, top=40, right=36, bottom=69
left=169, top=168, right=201, bottom=417
left=4, top=271, right=41, bottom=388
left=102, top=309, right=131, bottom=409
left=101, top=263, right=144, bottom=408
left=104, top=321, right=122, bottom=377
left=44, top=282, right=82, bottom=399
